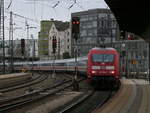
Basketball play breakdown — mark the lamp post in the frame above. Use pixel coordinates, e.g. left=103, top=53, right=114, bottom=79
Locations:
left=121, top=43, right=126, bottom=77
left=31, top=34, right=35, bottom=76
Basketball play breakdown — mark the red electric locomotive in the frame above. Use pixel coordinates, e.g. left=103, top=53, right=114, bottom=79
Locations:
left=87, top=47, right=120, bottom=88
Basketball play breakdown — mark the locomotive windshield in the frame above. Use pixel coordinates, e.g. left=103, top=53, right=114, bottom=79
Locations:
left=92, top=54, right=114, bottom=62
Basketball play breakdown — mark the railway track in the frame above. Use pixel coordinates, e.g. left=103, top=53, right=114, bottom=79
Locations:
left=92, top=79, right=150, bottom=113
left=53, top=89, right=113, bottom=113
left=0, top=73, right=46, bottom=93
left=0, top=74, right=85, bottom=112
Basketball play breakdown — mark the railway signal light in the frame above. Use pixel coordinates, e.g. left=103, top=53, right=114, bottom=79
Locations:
left=127, top=34, right=134, bottom=40
left=120, top=31, right=126, bottom=39
left=21, top=39, right=25, bottom=55
left=52, top=38, right=57, bottom=53
left=72, top=17, right=80, bottom=41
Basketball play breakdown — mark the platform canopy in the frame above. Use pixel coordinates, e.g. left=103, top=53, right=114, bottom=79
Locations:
left=105, top=0, right=150, bottom=42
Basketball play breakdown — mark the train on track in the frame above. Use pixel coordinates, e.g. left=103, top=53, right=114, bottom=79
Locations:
left=1, top=47, right=120, bottom=88
left=87, top=47, right=120, bottom=88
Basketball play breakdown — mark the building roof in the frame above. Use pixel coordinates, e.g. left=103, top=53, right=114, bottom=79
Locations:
left=40, top=20, right=69, bottom=32
left=53, top=21, right=70, bottom=31
left=71, top=8, right=111, bottom=16
left=104, top=0, right=150, bottom=42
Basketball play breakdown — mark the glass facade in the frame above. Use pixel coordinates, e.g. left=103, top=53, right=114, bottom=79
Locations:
left=71, top=9, right=119, bottom=56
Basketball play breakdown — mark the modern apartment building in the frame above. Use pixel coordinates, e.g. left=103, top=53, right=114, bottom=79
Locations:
left=71, top=8, right=119, bottom=56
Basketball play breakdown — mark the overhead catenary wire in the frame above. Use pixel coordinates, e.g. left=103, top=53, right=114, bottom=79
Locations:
left=7, top=0, right=12, bottom=9
left=4, top=11, right=39, bottom=42
left=5, top=10, right=39, bottom=32
left=26, top=0, right=79, bottom=10
left=52, top=1, right=60, bottom=8
left=68, top=0, right=77, bottom=9
left=4, top=9, right=39, bottom=24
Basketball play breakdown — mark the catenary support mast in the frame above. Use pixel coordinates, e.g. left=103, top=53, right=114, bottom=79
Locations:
left=0, top=0, right=5, bottom=74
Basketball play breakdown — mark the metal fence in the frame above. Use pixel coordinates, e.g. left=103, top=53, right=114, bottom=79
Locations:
left=109, top=40, right=149, bottom=79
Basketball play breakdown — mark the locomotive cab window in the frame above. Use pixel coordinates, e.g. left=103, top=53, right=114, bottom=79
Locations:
left=92, top=54, right=114, bottom=63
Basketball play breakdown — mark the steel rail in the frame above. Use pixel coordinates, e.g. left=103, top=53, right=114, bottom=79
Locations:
left=0, top=78, right=83, bottom=112
left=0, top=73, right=45, bottom=93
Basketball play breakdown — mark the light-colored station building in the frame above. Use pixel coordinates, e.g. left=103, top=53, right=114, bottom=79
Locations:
left=38, top=20, right=71, bottom=60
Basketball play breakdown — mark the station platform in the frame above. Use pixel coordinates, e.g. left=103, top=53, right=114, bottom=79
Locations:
left=94, top=78, right=150, bottom=113
left=0, top=73, right=31, bottom=80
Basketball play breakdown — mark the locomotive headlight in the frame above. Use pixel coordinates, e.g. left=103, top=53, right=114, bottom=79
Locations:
left=92, top=71, right=96, bottom=74
left=144, top=71, right=148, bottom=74
left=110, top=71, right=115, bottom=74
left=106, top=66, right=114, bottom=70
left=92, top=66, right=100, bottom=69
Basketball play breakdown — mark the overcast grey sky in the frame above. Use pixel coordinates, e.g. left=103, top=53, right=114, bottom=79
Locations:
left=4, top=0, right=108, bottom=40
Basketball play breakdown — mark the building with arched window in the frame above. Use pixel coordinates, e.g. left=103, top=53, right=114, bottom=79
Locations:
left=38, top=20, right=70, bottom=60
